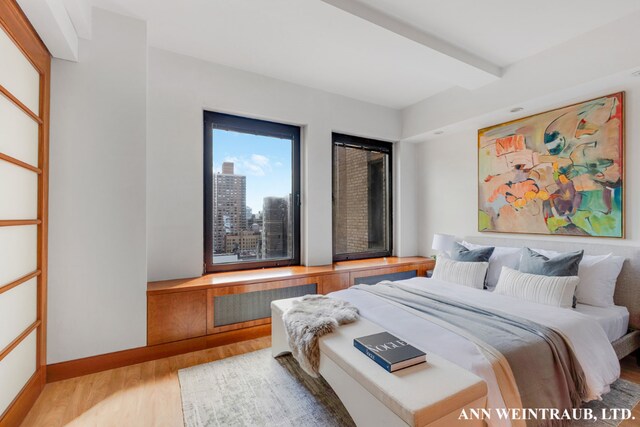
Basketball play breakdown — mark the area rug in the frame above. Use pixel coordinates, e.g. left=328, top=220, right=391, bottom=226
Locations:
left=178, top=348, right=355, bottom=427
left=179, top=349, right=639, bottom=427
left=572, top=379, right=640, bottom=427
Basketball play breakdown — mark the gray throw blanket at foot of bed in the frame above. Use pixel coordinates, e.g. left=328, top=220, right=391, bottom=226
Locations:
left=354, top=282, right=588, bottom=427
left=282, top=294, right=359, bottom=377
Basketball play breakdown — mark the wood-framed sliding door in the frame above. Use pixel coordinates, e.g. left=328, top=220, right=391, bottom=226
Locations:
left=0, top=1, right=50, bottom=426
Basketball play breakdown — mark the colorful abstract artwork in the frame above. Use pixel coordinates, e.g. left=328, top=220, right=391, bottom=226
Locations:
left=478, top=93, right=624, bottom=237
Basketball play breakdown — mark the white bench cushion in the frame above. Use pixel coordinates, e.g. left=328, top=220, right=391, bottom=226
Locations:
left=272, top=298, right=487, bottom=427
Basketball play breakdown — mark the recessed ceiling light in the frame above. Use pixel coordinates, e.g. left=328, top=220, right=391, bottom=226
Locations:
left=632, top=70, right=640, bottom=77
left=510, top=107, right=524, bottom=113
left=434, top=130, right=444, bottom=135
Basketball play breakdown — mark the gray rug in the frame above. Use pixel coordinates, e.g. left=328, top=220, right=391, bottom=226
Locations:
left=572, top=379, right=640, bottom=427
left=178, top=348, right=355, bottom=427
left=179, top=349, right=640, bottom=427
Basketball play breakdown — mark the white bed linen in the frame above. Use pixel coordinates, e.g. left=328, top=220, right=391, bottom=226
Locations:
left=331, top=277, right=620, bottom=427
left=575, top=303, right=629, bottom=342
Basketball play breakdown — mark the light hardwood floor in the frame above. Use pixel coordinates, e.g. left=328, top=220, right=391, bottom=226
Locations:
left=20, top=339, right=640, bottom=427
left=21, top=337, right=272, bottom=427
left=620, top=356, right=640, bottom=427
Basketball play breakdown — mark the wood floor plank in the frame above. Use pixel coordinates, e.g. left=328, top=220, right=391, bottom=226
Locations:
left=19, top=338, right=640, bottom=426
left=619, top=356, right=640, bottom=427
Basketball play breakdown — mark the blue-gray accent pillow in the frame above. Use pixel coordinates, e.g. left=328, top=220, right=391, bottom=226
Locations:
left=519, top=247, right=584, bottom=308
left=518, top=247, right=584, bottom=276
left=450, top=242, right=494, bottom=262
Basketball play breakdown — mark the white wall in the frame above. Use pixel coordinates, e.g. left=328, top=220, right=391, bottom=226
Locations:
left=417, top=81, right=640, bottom=256
left=47, top=8, right=405, bottom=362
left=146, top=48, right=403, bottom=281
left=394, top=141, right=419, bottom=257
left=48, top=9, right=147, bottom=363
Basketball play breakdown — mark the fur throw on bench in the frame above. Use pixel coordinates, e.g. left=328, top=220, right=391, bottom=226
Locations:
left=282, top=295, right=359, bottom=377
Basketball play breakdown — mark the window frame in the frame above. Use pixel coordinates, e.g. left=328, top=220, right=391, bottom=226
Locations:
left=332, top=132, right=393, bottom=262
left=204, top=111, right=301, bottom=273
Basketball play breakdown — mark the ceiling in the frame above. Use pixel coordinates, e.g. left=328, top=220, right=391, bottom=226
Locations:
left=68, top=0, right=640, bottom=108
left=355, top=0, right=640, bottom=67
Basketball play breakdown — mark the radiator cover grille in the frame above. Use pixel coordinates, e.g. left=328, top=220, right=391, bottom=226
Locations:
left=213, top=283, right=317, bottom=327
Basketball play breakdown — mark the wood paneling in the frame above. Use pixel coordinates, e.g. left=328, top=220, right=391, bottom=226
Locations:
left=207, top=317, right=271, bottom=335
left=147, top=291, right=207, bottom=346
left=207, top=276, right=319, bottom=297
left=319, top=272, right=350, bottom=294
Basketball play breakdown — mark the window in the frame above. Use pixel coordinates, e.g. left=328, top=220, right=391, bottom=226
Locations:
left=332, top=133, right=392, bottom=261
left=204, top=112, right=300, bottom=272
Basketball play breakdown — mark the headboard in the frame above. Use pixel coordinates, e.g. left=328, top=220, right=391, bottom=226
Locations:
left=464, top=235, right=640, bottom=331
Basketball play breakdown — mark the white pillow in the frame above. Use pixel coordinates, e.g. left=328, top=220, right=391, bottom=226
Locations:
left=531, top=248, right=624, bottom=307
left=461, top=241, right=520, bottom=290
left=575, top=254, right=624, bottom=307
left=432, top=257, right=488, bottom=289
left=494, top=266, right=579, bottom=308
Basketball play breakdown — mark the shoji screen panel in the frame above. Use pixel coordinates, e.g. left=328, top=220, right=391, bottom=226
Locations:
left=0, top=225, right=37, bottom=286
left=0, top=19, right=39, bottom=114
left=0, top=330, right=37, bottom=418
left=0, top=163, right=38, bottom=219
left=0, top=95, right=38, bottom=166
left=0, top=1, right=49, bottom=425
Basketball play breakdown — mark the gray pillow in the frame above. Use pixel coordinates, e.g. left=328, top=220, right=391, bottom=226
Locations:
left=450, top=242, right=494, bottom=262
left=519, top=247, right=584, bottom=276
left=519, top=247, right=584, bottom=308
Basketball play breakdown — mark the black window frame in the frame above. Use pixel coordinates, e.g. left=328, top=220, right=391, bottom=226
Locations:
left=332, top=132, right=393, bottom=261
left=204, top=111, right=301, bottom=273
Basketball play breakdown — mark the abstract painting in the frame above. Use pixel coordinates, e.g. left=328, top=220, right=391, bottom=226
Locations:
left=478, top=93, right=624, bottom=237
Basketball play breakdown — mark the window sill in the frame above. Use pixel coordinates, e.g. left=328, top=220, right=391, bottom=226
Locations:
left=147, top=256, right=434, bottom=295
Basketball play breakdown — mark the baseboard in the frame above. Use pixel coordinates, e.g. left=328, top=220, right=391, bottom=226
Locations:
left=0, top=368, right=45, bottom=427
left=46, top=324, right=271, bottom=382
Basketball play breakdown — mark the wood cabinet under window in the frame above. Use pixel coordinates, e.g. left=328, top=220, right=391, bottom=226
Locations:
left=147, top=257, right=434, bottom=346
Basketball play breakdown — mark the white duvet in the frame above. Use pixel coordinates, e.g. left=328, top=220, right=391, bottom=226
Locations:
left=330, top=277, right=620, bottom=427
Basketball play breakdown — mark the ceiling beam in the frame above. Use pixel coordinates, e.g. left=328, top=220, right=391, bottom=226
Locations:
left=18, top=0, right=79, bottom=61
left=320, top=0, right=501, bottom=90
left=62, top=0, right=92, bottom=40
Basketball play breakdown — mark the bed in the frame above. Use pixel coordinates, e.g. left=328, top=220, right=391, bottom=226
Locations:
left=460, top=236, right=640, bottom=362
left=274, top=236, right=640, bottom=427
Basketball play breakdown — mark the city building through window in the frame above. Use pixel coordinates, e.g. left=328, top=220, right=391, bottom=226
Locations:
left=332, top=133, right=392, bottom=261
left=204, top=112, right=301, bottom=272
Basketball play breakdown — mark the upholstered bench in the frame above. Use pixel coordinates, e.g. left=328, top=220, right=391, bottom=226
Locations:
left=271, top=298, right=487, bottom=427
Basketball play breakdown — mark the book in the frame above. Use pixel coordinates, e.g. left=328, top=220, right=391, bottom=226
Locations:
left=353, top=332, right=426, bottom=372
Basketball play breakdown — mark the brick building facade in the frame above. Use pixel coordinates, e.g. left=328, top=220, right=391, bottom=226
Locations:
left=333, top=147, right=387, bottom=255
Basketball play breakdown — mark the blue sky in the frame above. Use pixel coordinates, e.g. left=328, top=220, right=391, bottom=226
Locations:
left=213, top=129, right=292, bottom=213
